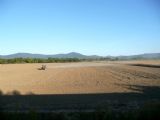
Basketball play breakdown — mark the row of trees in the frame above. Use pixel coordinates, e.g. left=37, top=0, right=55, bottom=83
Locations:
left=0, top=58, right=81, bottom=64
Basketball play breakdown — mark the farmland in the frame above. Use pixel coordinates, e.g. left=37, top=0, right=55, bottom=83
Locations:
left=0, top=60, right=160, bottom=112
left=0, top=60, right=160, bottom=95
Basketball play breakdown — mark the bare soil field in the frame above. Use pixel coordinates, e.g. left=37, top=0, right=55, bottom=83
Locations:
left=0, top=60, right=160, bottom=111
left=0, top=60, right=160, bottom=95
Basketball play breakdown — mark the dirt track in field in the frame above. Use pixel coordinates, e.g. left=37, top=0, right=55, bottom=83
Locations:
left=0, top=60, right=160, bottom=95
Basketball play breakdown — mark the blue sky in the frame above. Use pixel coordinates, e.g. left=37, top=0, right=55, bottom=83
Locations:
left=0, top=0, right=160, bottom=56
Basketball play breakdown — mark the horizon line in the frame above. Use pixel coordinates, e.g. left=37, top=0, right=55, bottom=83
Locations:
left=0, top=52, right=159, bottom=57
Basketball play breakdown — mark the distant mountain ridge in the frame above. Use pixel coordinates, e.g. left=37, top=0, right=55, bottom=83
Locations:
left=117, top=53, right=160, bottom=60
left=0, top=52, right=101, bottom=59
left=0, top=52, right=160, bottom=59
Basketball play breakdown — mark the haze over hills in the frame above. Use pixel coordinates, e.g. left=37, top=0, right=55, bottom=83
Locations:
left=117, top=53, right=160, bottom=60
left=0, top=52, right=101, bottom=59
left=0, top=52, right=160, bottom=59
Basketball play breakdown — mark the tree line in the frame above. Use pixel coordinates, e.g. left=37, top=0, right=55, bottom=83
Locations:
left=0, top=58, right=81, bottom=64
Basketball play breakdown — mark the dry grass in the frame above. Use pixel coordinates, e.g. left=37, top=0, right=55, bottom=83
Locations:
left=0, top=60, right=160, bottom=95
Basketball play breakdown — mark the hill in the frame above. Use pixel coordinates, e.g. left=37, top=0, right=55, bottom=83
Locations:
left=0, top=52, right=101, bottom=59
left=0, top=52, right=160, bottom=60
left=118, top=53, right=160, bottom=60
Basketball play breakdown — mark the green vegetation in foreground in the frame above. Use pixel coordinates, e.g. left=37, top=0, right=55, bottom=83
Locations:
left=0, top=58, right=81, bottom=64
left=0, top=102, right=160, bottom=120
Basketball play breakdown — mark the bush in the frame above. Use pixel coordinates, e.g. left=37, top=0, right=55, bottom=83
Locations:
left=0, top=90, right=3, bottom=95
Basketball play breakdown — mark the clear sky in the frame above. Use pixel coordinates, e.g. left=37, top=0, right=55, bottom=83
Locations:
left=0, top=0, right=160, bottom=56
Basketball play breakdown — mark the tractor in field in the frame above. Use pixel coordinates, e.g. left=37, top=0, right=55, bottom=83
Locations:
left=39, top=65, right=47, bottom=70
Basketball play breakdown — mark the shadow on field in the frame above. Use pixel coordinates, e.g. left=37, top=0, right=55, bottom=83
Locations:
left=0, top=85, right=160, bottom=112
left=128, top=63, right=160, bottom=68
